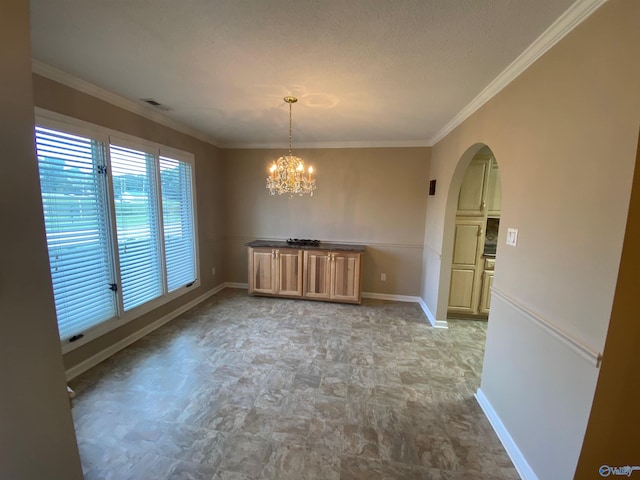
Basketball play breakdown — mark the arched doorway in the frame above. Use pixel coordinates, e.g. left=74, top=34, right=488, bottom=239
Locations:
left=443, top=145, right=502, bottom=320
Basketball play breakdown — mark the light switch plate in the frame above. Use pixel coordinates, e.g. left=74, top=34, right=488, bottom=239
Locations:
left=506, top=228, right=518, bottom=247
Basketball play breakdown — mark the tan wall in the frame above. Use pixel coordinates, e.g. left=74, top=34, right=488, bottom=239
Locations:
left=426, top=1, right=639, bottom=343
left=32, top=75, right=226, bottom=372
left=0, top=1, right=83, bottom=477
left=575, top=131, right=640, bottom=478
left=221, top=147, right=430, bottom=296
left=422, top=1, right=640, bottom=478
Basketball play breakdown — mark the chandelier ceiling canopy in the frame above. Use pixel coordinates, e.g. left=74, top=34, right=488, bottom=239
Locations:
left=266, top=96, right=316, bottom=197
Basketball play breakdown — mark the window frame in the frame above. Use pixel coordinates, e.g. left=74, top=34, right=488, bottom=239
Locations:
left=35, top=109, right=200, bottom=354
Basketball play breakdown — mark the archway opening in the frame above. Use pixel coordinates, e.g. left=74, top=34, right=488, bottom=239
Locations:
left=444, top=145, right=502, bottom=321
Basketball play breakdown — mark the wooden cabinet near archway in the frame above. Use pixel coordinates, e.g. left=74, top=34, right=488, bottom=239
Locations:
left=448, top=150, right=501, bottom=318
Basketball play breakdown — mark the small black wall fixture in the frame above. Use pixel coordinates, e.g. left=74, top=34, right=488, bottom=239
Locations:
left=429, top=179, right=437, bottom=196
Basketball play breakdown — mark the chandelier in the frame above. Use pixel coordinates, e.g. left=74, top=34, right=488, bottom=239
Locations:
left=266, top=96, right=316, bottom=197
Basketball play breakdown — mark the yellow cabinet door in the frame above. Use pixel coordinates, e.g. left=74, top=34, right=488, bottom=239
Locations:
left=277, top=249, right=303, bottom=297
left=449, top=269, right=476, bottom=311
left=452, top=222, right=483, bottom=266
left=449, top=219, right=484, bottom=314
left=304, top=250, right=332, bottom=299
left=457, top=158, right=490, bottom=216
left=248, top=248, right=276, bottom=294
left=486, top=161, right=502, bottom=217
left=479, top=271, right=495, bottom=314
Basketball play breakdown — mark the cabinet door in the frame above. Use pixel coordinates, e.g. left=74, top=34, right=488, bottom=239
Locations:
left=304, top=250, right=332, bottom=299
left=449, top=269, right=476, bottom=311
left=331, top=252, right=361, bottom=303
left=479, top=271, right=494, bottom=314
left=277, top=249, right=303, bottom=297
left=486, top=161, right=502, bottom=216
left=452, top=222, right=483, bottom=266
left=457, top=158, right=490, bottom=216
left=249, top=248, right=276, bottom=294
left=448, top=220, right=484, bottom=314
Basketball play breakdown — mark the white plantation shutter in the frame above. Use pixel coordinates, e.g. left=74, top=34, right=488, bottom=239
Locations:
left=35, top=126, right=117, bottom=340
left=35, top=116, right=200, bottom=347
left=160, top=156, right=196, bottom=291
left=109, top=144, right=163, bottom=311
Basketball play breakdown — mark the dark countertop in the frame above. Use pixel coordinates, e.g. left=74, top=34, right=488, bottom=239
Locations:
left=246, top=240, right=365, bottom=253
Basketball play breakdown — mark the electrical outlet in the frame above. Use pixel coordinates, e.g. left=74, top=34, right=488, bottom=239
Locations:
left=211, top=267, right=216, bottom=276
left=381, top=273, right=387, bottom=281
left=506, top=228, right=518, bottom=247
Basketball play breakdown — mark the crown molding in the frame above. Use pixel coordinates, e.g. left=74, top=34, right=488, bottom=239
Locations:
left=429, top=0, right=608, bottom=146
left=31, top=60, right=219, bottom=147
left=219, top=139, right=431, bottom=149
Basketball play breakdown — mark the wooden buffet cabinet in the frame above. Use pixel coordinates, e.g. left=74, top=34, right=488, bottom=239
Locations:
left=247, top=240, right=364, bottom=304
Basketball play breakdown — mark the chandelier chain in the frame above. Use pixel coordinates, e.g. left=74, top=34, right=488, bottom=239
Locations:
left=266, top=96, right=316, bottom=197
left=288, top=101, right=293, bottom=156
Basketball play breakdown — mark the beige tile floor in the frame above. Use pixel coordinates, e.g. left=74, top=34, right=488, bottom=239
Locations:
left=70, top=288, right=519, bottom=480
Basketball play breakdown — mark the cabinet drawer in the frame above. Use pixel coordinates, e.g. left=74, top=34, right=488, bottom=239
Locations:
left=484, top=258, right=496, bottom=271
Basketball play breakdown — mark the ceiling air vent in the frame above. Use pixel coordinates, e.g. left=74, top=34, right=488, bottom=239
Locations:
left=139, top=98, right=172, bottom=111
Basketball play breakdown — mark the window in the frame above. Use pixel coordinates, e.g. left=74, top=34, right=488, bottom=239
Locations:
left=36, top=127, right=117, bottom=340
left=35, top=118, right=198, bottom=349
left=110, top=143, right=163, bottom=311
left=160, top=156, right=196, bottom=292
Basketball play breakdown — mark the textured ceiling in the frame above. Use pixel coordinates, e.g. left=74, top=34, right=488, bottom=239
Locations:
left=30, top=0, right=577, bottom=147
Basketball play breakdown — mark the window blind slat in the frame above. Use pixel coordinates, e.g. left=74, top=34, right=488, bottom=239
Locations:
left=52, top=280, right=112, bottom=304
left=56, top=292, right=115, bottom=319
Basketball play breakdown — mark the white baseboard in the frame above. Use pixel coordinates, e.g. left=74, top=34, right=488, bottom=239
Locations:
left=209, top=283, right=227, bottom=295
left=65, top=284, right=224, bottom=381
left=225, top=282, right=248, bottom=289
left=361, top=292, right=448, bottom=329
left=475, top=388, right=537, bottom=480
left=361, top=292, right=420, bottom=303
left=418, top=298, right=449, bottom=329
